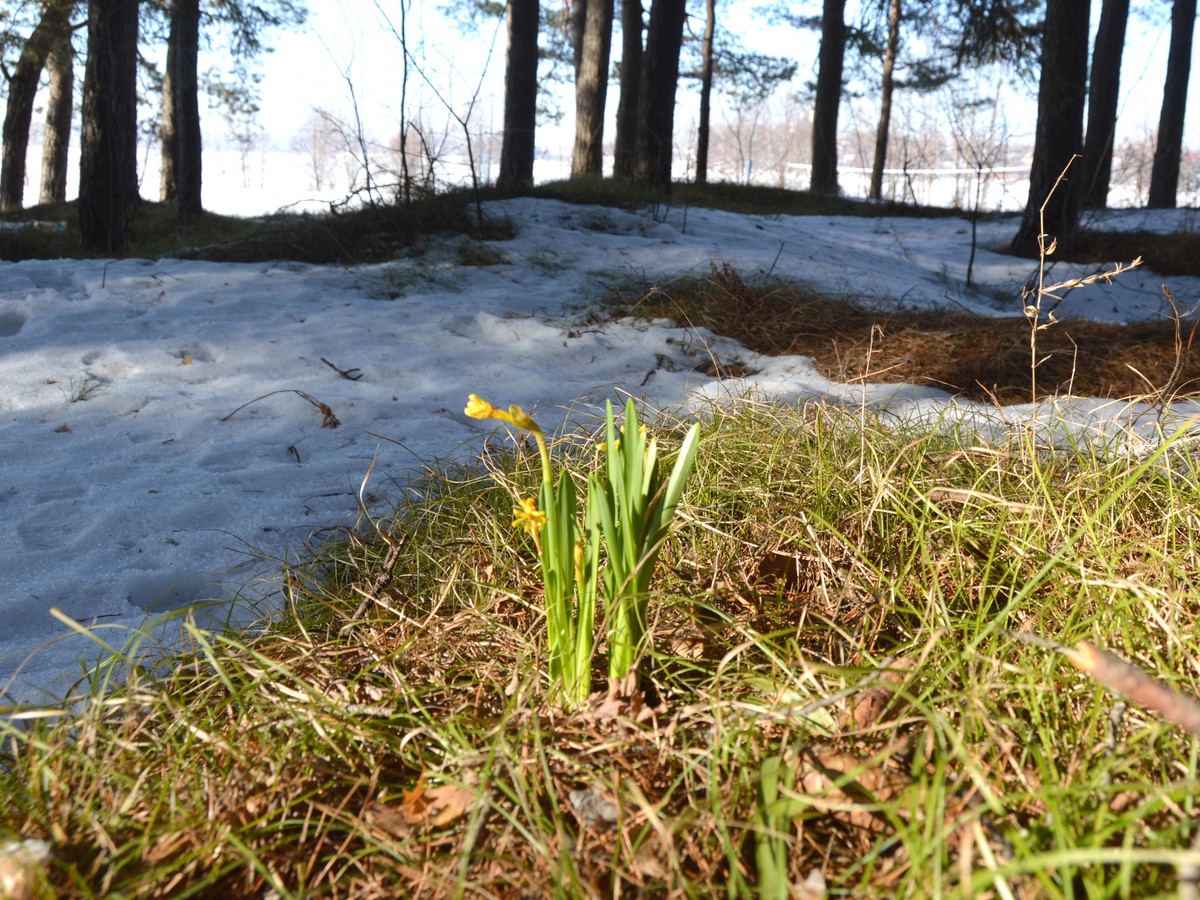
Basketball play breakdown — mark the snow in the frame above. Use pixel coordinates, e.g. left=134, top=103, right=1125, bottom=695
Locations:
left=2, top=196, right=1199, bottom=703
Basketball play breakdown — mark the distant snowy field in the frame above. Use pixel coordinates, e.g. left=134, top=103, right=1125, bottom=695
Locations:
left=1, top=151, right=1199, bottom=704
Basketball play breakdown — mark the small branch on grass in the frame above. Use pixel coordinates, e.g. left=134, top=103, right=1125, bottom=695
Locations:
left=347, top=531, right=409, bottom=623
left=1064, top=640, right=1200, bottom=737
left=1005, top=629, right=1200, bottom=736
left=221, top=390, right=340, bottom=428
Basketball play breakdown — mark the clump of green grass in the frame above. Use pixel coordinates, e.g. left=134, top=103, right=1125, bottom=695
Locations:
left=3, top=399, right=1200, bottom=896
left=65, top=375, right=106, bottom=403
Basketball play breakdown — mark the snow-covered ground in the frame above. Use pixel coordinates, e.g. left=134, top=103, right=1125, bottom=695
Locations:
left=1, top=196, right=1199, bottom=703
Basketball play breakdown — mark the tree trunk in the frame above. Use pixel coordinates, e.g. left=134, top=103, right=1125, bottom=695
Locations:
left=1, top=1, right=75, bottom=212
left=810, top=0, right=845, bottom=195
left=570, top=0, right=614, bottom=176
left=1081, top=0, right=1129, bottom=209
left=634, top=0, right=686, bottom=189
left=694, top=0, right=716, bottom=184
left=498, top=0, right=539, bottom=190
left=1010, top=0, right=1090, bottom=258
left=612, top=0, right=643, bottom=178
left=80, top=0, right=140, bottom=253
left=868, top=0, right=901, bottom=200
left=1147, top=0, right=1196, bottom=209
left=161, top=0, right=203, bottom=214
left=571, top=0, right=587, bottom=75
left=39, top=12, right=75, bottom=206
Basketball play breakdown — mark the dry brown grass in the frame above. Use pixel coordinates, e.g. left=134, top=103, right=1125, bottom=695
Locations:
left=1070, top=230, right=1200, bottom=279
left=614, top=263, right=1200, bottom=403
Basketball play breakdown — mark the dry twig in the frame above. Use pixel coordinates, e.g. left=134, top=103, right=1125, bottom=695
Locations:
left=321, top=357, right=364, bottom=381
left=221, top=390, right=340, bottom=428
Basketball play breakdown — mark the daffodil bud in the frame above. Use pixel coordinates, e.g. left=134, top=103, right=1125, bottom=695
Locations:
left=508, top=405, right=541, bottom=434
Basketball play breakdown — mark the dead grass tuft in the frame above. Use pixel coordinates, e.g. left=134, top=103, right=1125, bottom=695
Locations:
left=613, top=262, right=1200, bottom=402
left=1069, top=230, right=1200, bottom=279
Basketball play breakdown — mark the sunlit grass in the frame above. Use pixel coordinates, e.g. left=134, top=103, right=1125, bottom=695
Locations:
left=3, top=397, right=1200, bottom=896
left=599, top=261, right=1200, bottom=403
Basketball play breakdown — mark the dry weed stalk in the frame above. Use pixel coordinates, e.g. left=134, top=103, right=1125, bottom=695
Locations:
left=220, top=389, right=341, bottom=428
left=1021, top=155, right=1142, bottom=404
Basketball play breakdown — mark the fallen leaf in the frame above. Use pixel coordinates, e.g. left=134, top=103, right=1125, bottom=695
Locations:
left=365, top=774, right=476, bottom=836
left=841, top=659, right=913, bottom=731
left=797, top=747, right=910, bottom=836
left=579, top=671, right=665, bottom=725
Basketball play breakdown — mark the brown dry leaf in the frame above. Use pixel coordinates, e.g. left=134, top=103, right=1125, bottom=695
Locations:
left=422, top=783, right=476, bottom=827
left=798, top=747, right=910, bottom=836
left=664, top=625, right=709, bottom=660
left=365, top=774, right=476, bottom=836
left=755, top=548, right=805, bottom=592
left=842, top=659, right=913, bottom=731
left=847, top=686, right=894, bottom=731
left=579, top=672, right=665, bottom=726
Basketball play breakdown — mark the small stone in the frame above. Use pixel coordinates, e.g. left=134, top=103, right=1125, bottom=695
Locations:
left=0, top=838, right=52, bottom=899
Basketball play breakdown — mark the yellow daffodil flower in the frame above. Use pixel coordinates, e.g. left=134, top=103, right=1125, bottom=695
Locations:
left=465, top=394, right=509, bottom=423
left=512, top=496, right=547, bottom=551
left=467, top=393, right=553, bottom=485
left=465, top=394, right=542, bottom=434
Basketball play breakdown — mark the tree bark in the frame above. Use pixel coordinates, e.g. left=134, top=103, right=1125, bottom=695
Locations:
left=868, top=0, right=901, bottom=200
left=1147, top=0, right=1196, bottom=209
left=1010, top=0, right=1090, bottom=258
left=571, top=0, right=587, bottom=75
left=612, top=0, right=643, bottom=178
left=498, top=0, right=539, bottom=189
left=1, top=1, right=75, bottom=212
left=810, top=0, right=845, bottom=194
left=161, top=0, right=203, bottom=214
left=80, top=0, right=140, bottom=253
left=634, top=0, right=686, bottom=189
left=39, top=11, right=75, bottom=206
left=694, top=0, right=716, bottom=184
left=570, top=0, right=614, bottom=176
left=1081, top=0, right=1129, bottom=209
